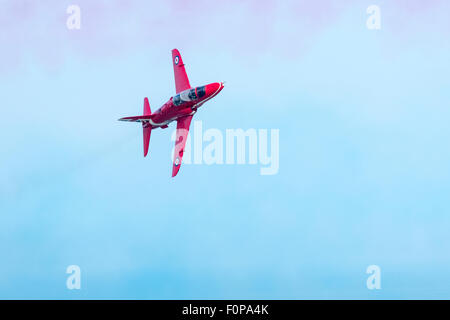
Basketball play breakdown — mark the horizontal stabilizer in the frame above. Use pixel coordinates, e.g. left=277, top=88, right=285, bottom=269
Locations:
left=118, top=115, right=153, bottom=122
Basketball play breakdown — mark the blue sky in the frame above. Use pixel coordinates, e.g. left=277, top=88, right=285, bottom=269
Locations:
left=1, top=0, right=450, bottom=299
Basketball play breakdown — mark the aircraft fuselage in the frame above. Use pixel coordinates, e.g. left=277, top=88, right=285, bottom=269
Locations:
left=150, top=82, right=224, bottom=128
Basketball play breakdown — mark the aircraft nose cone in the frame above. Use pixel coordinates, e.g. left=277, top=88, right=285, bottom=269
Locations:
left=205, top=82, right=221, bottom=96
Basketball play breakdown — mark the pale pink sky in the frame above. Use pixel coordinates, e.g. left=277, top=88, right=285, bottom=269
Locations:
left=0, top=0, right=448, bottom=71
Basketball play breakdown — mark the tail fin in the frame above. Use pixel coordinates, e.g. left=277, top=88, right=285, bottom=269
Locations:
left=142, top=97, right=152, bottom=157
left=143, top=97, right=151, bottom=115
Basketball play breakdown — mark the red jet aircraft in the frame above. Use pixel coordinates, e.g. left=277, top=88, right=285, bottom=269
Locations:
left=119, top=49, right=224, bottom=177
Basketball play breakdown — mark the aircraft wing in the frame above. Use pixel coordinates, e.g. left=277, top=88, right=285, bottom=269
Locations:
left=172, top=49, right=191, bottom=94
left=172, top=115, right=193, bottom=177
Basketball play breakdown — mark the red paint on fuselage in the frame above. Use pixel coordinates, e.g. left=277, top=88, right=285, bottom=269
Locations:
left=150, top=82, right=224, bottom=128
left=118, top=49, right=224, bottom=177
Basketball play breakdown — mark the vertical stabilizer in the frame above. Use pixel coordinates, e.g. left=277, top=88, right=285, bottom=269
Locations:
left=142, top=97, right=152, bottom=157
left=143, top=97, right=151, bottom=115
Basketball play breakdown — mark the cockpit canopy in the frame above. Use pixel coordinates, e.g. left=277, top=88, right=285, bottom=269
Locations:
left=173, top=86, right=206, bottom=106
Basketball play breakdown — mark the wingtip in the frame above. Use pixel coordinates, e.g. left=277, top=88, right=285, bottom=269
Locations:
left=172, top=165, right=180, bottom=177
